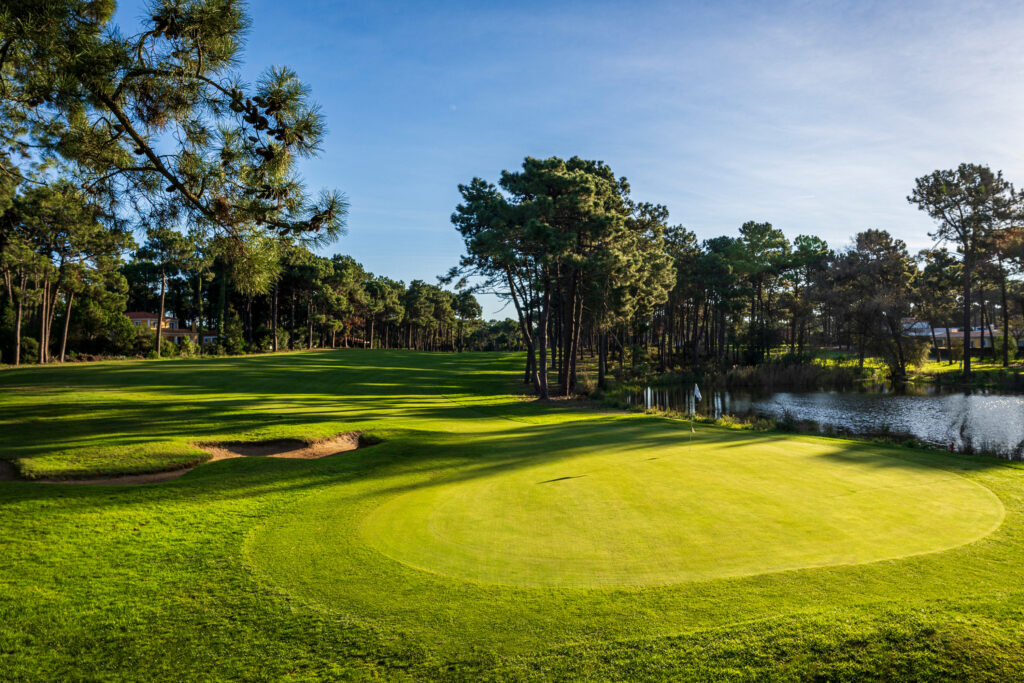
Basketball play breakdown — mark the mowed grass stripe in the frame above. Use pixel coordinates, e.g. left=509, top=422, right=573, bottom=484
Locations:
left=2, top=350, right=1022, bottom=678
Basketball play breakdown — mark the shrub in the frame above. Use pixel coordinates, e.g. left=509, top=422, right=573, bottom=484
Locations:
left=255, top=334, right=272, bottom=353
left=714, top=414, right=750, bottom=430
left=178, top=338, right=200, bottom=358
left=132, top=327, right=155, bottom=356
left=219, top=318, right=245, bottom=355
left=275, top=328, right=290, bottom=350
left=107, top=314, right=138, bottom=355
left=18, top=336, right=39, bottom=364
left=159, top=340, right=180, bottom=358
left=775, top=409, right=798, bottom=432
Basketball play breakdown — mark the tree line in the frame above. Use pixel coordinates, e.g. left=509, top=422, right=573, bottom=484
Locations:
left=4, top=3, right=1023, bottom=389
left=452, top=159, right=1024, bottom=395
left=1, top=205, right=491, bottom=362
left=0, top=1, right=499, bottom=364
left=120, top=233, right=485, bottom=356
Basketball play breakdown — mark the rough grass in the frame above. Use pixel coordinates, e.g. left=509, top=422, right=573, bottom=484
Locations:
left=2, top=350, right=1024, bottom=680
left=911, top=359, right=1024, bottom=389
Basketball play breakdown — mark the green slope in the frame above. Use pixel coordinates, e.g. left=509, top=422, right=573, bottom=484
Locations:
left=1, top=350, right=1022, bottom=680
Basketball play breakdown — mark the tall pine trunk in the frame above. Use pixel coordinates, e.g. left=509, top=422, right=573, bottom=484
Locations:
left=307, top=298, right=313, bottom=350
left=59, top=291, right=74, bottom=363
left=289, top=294, right=296, bottom=350
left=962, top=258, right=972, bottom=377
left=13, top=294, right=23, bottom=366
left=567, top=287, right=582, bottom=394
left=44, top=282, right=60, bottom=363
left=217, top=263, right=228, bottom=345
left=195, top=272, right=204, bottom=354
left=536, top=284, right=551, bottom=400
left=272, top=282, right=279, bottom=352
left=984, top=294, right=996, bottom=362
left=157, top=269, right=166, bottom=358
left=1000, top=265, right=1010, bottom=367
left=38, top=278, right=49, bottom=364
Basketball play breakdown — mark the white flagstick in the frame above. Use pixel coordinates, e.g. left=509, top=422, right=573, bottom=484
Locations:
left=689, top=383, right=701, bottom=453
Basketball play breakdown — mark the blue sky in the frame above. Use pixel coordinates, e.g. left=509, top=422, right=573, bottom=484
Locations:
left=117, top=0, right=1024, bottom=318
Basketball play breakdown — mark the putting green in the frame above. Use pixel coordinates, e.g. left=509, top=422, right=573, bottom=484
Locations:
left=277, top=422, right=1003, bottom=589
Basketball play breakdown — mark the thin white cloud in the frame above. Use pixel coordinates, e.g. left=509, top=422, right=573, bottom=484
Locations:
left=568, top=0, right=1024, bottom=254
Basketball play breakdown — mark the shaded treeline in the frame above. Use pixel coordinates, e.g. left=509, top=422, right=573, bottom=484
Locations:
left=1, top=221, right=489, bottom=362
left=120, top=238, right=485, bottom=355
left=452, top=159, right=1024, bottom=394
left=2, top=4, right=1023, bottom=382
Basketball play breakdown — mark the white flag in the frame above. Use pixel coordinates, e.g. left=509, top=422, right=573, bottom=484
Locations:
left=694, top=383, right=702, bottom=402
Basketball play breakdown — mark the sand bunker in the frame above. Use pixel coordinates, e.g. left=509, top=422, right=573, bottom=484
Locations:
left=198, top=432, right=369, bottom=461
left=15, top=432, right=378, bottom=486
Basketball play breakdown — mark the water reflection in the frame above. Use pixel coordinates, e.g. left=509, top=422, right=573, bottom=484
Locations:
left=627, top=385, right=1024, bottom=458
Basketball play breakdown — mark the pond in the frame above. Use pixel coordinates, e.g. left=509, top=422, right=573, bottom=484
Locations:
left=626, top=384, right=1024, bottom=458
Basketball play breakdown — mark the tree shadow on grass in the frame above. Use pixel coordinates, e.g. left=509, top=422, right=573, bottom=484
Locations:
left=0, top=349, right=519, bottom=398
left=0, top=349, right=1010, bottom=507
left=0, top=414, right=1010, bottom=515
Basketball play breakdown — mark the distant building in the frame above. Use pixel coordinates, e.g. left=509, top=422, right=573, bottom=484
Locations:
left=931, top=326, right=1015, bottom=350
left=901, top=318, right=1020, bottom=350
left=902, top=320, right=933, bottom=337
left=125, top=312, right=215, bottom=345
left=913, top=321, right=1015, bottom=350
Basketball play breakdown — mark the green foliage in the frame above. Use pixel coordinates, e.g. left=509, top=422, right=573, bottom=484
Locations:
left=909, top=164, right=1018, bottom=377
left=218, top=316, right=245, bottom=355
left=0, top=0, right=347, bottom=241
left=158, top=339, right=180, bottom=358
left=131, top=326, right=156, bottom=356
left=177, top=337, right=200, bottom=358
left=0, top=178, right=131, bottom=364
left=452, top=156, right=673, bottom=396
left=106, top=313, right=137, bottom=355
left=836, top=229, right=920, bottom=382
left=17, top=335, right=38, bottom=363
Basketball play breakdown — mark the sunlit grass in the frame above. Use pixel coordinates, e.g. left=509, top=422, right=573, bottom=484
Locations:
left=2, top=350, right=1023, bottom=679
left=914, top=359, right=1024, bottom=375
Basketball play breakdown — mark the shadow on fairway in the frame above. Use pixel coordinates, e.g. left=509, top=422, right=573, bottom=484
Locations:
left=0, top=349, right=1010, bottom=506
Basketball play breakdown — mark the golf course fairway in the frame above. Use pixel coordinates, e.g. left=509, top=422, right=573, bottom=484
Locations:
left=3, top=350, right=1024, bottom=679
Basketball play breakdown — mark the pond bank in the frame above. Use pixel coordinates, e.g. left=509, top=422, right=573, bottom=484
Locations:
left=597, top=383, right=1024, bottom=460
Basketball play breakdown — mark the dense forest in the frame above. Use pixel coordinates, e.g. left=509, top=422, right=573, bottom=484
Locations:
left=0, top=210, right=494, bottom=363
left=2, top=2, right=1023, bottom=393
left=451, top=158, right=1024, bottom=395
